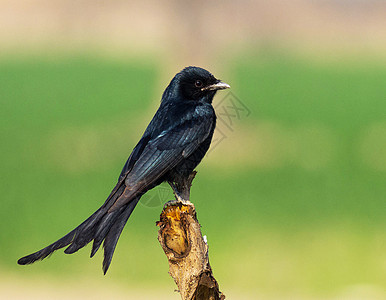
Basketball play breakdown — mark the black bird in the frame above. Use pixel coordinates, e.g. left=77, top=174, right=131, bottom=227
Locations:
left=18, top=66, right=230, bottom=274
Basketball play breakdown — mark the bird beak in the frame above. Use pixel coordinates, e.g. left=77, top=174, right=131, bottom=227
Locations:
left=201, top=81, right=230, bottom=91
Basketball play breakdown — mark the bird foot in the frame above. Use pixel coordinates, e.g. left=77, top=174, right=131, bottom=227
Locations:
left=166, top=193, right=192, bottom=206
left=167, top=180, right=190, bottom=203
left=163, top=199, right=194, bottom=211
left=173, top=190, right=191, bottom=205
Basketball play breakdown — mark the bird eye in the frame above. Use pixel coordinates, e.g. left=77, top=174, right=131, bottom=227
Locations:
left=195, top=80, right=203, bottom=88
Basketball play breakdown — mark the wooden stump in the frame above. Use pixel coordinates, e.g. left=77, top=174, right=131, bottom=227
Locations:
left=157, top=201, right=225, bottom=300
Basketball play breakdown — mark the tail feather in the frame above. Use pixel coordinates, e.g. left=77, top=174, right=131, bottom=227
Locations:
left=18, top=180, right=140, bottom=273
left=18, top=206, right=107, bottom=265
left=17, top=229, right=77, bottom=265
left=64, top=184, right=127, bottom=255
left=63, top=209, right=107, bottom=254
left=90, top=208, right=123, bottom=258
left=102, top=199, right=138, bottom=274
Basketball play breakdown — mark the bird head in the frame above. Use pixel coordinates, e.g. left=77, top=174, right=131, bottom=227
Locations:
left=163, top=66, right=230, bottom=104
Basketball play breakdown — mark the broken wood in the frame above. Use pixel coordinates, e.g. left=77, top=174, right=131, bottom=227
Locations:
left=156, top=172, right=224, bottom=300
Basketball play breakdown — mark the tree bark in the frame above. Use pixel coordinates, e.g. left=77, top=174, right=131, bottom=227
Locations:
left=156, top=172, right=225, bottom=300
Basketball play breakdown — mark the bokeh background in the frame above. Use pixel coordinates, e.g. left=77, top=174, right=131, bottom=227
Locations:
left=1, top=1, right=386, bottom=299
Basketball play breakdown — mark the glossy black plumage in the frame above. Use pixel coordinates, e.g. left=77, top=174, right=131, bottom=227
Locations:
left=17, top=66, right=230, bottom=274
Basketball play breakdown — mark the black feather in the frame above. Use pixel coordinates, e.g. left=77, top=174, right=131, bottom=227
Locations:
left=18, top=66, right=229, bottom=273
left=102, top=199, right=138, bottom=274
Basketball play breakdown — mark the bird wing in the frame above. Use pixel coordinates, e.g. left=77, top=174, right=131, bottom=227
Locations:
left=118, top=135, right=151, bottom=180
left=109, top=106, right=214, bottom=210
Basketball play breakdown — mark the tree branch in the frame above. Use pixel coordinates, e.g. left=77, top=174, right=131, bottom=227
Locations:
left=157, top=172, right=224, bottom=300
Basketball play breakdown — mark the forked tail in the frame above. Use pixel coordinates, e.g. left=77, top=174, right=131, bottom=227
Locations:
left=18, top=180, right=140, bottom=274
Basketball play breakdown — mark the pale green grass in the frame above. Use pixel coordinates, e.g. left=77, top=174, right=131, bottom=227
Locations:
left=1, top=53, right=385, bottom=296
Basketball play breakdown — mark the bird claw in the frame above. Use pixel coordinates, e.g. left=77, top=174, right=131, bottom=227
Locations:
left=173, top=190, right=190, bottom=204
left=177, top=198, right=192, bottom=206
left=163, top=199, right=194, bottom=211
left=167, top=181, right=189, bottom=203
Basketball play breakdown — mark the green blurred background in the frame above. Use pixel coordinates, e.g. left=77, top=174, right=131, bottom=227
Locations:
left=1, top=1, right=386, bottom=299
